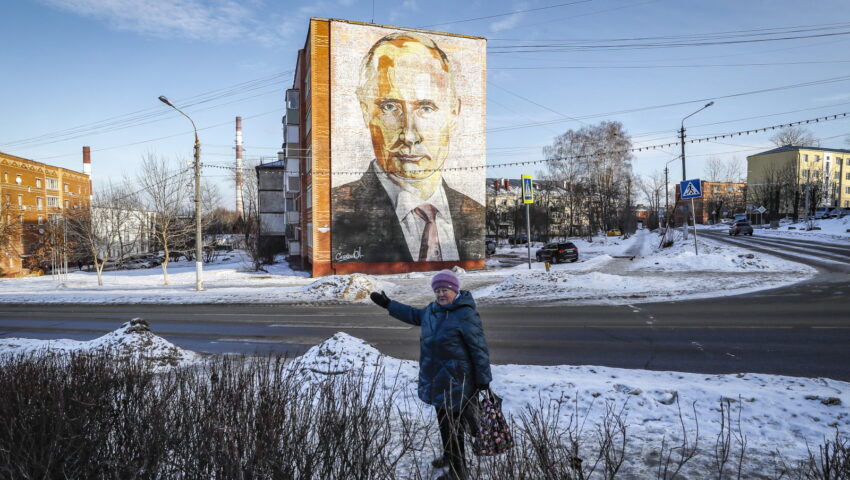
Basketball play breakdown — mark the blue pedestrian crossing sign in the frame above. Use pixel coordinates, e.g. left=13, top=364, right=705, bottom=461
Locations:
left=680, top=178, right=702, bottom=199
left=521, top=175, right=534, bottom=204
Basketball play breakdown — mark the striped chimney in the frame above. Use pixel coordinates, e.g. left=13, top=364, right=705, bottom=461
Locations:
left=235, top=116, right=244, bottom=216
left=83, top=146, right=92, bottom=200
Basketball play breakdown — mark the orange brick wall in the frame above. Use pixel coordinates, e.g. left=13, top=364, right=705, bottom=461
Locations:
left=309, top=19, right=333, bottom=277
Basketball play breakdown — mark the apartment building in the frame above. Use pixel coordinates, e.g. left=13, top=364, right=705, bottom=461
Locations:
left=747, top=145, right=850, bottom=215
left=1, top=151, right=91, bottom=276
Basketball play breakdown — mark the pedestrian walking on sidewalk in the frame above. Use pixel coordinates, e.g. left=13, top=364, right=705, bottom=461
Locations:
left=370, top=270, right=492, bottom=480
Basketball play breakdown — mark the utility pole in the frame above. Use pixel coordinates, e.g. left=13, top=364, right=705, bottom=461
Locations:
left=159, top=95, right=204, bottom=291
left=679, top=101, right=714, bottom=240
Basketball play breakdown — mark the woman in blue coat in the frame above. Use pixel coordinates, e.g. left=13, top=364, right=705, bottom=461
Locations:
left=371, top=269, right=492, bottom=480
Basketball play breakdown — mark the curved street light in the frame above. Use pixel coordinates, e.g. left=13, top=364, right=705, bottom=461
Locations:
left=678, top=101, right=714, bottom=245
left=159, top=95, right=204, bottom=291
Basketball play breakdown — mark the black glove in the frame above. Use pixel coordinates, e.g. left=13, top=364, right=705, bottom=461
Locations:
left=370, top=290, right=391, bottom=309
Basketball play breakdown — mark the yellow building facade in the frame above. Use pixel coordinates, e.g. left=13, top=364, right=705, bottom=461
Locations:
left=0, top=152, right=91, bottom=276
left=746, top=145, right=850, bottom=215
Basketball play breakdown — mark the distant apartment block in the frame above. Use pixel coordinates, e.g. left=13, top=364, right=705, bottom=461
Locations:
left=747, top=145, right=850, bottom=214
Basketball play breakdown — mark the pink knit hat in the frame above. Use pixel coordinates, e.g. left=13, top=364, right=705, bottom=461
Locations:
left=431, top=269, right=460, bottom=293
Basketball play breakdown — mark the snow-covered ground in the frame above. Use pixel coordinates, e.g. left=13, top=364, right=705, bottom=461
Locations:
left=701, top=215, right=850, bottom=241
left=0, top=228, right=823, bottom=306
left=3, top=326, right=847, bottom=477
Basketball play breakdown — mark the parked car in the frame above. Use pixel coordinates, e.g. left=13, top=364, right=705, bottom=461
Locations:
left=812, top=207, right=834, bottom=219
left=508, top=234, right=528, bottom=245
left=485, top=239, right=496, bottom=255
left=535, top=242, right=579, bottom=263
left=729, top=220, right=754, bottom=236
left=606, top=229, right=622, bottom=237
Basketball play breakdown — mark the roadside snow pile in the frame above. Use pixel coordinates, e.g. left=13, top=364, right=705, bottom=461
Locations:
left=484, top=270, right=656, bottom=301
left=304, top=274, right=384, bottom=301
left=630, top=237, right=814, bottom=273
left=0, top=319, right=197, bottom=367
left=292, top=333, right=420, bottom=409
left=297, top=332, right=389, bottom=374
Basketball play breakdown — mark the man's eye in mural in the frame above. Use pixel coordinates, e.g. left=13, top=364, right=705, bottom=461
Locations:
left=416, top=101, right=437, bottom=115
left=379, top=101, right=403, bottom=115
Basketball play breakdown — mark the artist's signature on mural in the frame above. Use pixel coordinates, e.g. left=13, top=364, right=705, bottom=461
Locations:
left=334, top=247, right=362, bottom=261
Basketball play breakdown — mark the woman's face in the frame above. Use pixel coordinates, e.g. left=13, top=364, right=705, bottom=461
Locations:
left=434, top=287, right=457, bottom=305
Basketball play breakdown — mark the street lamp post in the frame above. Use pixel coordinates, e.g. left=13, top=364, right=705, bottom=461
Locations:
left=679, top=101, right=714, bottom=239
left=159, top=95, right=204, bottom=291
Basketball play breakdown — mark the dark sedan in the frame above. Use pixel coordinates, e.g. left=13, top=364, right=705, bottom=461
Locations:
left=729, top=221, right=754, bottom=236
left=535, top=242, right=579, bottom=263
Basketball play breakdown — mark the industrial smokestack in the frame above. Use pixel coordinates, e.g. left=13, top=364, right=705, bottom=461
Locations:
left=82, top=146, right=91, bottom=176
left=83, top=146, right=92, bottom=201
left=235, top=116, right=244, bottom=217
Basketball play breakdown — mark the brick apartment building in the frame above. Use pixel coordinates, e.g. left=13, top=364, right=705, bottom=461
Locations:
left=1, top=150, right=91, bottom=276
left=674, top=180, right=746, bottom=225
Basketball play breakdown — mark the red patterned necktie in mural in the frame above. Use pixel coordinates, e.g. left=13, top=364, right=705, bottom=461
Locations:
left=413, top=203, right=442, bottom=261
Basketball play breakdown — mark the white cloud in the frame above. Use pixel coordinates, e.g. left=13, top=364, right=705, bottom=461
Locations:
left=814, top=92, right=850, bottom=102
left=490, top=1, right=527, bottom=32
left=36, top=0, right=278, bottom=44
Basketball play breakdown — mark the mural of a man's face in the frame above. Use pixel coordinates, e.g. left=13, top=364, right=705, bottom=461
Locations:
left=359, top=37, right=459, bottom=180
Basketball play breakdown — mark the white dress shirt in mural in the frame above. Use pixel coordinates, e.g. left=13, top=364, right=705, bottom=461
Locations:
left=375, top=163, right=460, bottom=261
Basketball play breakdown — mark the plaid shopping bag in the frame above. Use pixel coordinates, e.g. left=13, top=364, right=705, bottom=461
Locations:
left=471, top=390, right=514, bottom=456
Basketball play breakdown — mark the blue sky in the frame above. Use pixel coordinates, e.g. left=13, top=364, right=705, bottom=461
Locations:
left=2, top=0, right=849, bottom=205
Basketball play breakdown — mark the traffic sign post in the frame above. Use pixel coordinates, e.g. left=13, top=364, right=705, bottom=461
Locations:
left=680, top=179, right=702, bottom=255
left=521, top=175, right=534, bottom=269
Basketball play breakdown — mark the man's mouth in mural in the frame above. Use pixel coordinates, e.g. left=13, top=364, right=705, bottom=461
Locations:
left=393, top=154, right=427, bottom=163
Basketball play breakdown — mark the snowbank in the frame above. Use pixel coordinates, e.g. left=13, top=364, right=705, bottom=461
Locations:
left=304, top=273, right=386, bottom=302
left=0, top=318, right=197, bottom=367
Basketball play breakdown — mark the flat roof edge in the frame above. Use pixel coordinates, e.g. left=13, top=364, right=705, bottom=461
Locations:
left=310, top=17, right=487, bottom=41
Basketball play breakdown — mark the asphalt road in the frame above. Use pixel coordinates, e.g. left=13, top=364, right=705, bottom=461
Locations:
left=1, top=229, right=848, bottom=380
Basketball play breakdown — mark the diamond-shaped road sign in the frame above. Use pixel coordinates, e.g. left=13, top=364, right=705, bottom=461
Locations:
left=680, top=178, right=702, bottom=199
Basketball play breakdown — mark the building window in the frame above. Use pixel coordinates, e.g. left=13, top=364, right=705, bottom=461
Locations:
left=37, top=215, right=43, bottom=225
left=802, top=170, right=809, bottom=178
left=815, top=155, right=821, bottom=162
left=846, top=187, right=850, bottom=195
left=2, top=172, right=7, bottom=182
left=46, top=177, right=59, bottom=190
left=64, top=199, right=69, bottom=209
left=64, top=183, right=69, bottom=192
left=846, top=172, right=850, bottom=180
left=36, top=197, right=43, bottom=210
left=47, top=196, right=60, bottom=207
left=836, top=172, right=841, bottom=180
left=17, top=194, right=23, bottom=206
left=306, top=222, right=313, bottom=249
left=838, top=158, right=843, bottom=166
left=36, top=178, right=42, bottom=188
left=803, top=155, right=808, bottom=162
left=306, top=185, right=312, bottom=209
left=15, top=174, right=22, bottom=184
left=18, top=215, right=24, bottom=224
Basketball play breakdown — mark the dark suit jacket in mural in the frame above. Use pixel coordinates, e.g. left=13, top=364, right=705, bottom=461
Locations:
left=332, top=163, right=485, bottom=263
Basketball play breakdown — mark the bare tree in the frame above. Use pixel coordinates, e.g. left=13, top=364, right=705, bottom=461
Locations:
left=770, top=126, right=819, bottom=147
left=65, top=185, right=133, bottom=286
left=705, top=157, right=745, bottom=183
left=543, top=121, right=634, bottom=238
left=0, top=199, right=21, bottom=274
left=638, top=171, right=666, bottom=229
left=136, top=154, right=193, bottom=285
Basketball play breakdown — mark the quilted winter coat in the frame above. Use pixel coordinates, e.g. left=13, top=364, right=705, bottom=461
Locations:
left=387, top=290, right=492, bottom=411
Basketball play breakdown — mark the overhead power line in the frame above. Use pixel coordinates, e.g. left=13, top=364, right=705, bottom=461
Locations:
left=417, top=0, right=592, bottom=29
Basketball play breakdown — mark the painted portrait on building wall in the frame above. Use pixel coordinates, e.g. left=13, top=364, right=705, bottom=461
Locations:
left=330, top=22, right=486, bottom=265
